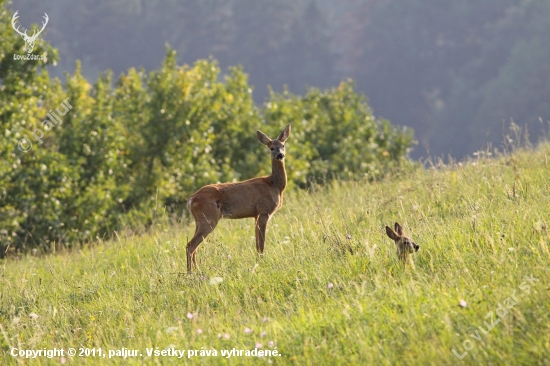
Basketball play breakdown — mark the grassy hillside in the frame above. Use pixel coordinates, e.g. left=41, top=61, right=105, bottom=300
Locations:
left=1, top=145, right=549, bottom=365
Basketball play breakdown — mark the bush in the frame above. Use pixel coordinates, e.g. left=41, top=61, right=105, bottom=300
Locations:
left=0, top=12, right=415, bottom=255
left=264, top=81, right=415, bottom=187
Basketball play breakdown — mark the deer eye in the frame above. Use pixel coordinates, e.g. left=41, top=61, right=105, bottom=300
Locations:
left=270, top=148, right=274, bottom=151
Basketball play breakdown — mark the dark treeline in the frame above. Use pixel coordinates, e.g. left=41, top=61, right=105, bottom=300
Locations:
left=9, top=0, right=550, bottom=158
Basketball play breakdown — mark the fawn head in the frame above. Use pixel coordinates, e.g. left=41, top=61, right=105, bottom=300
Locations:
left=385, top=222, right=419, bottom=264
left=257, top=124, right=291, bottom=161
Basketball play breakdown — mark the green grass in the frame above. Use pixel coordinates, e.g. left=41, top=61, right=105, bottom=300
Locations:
left=1, top=145, right=550, bottom=365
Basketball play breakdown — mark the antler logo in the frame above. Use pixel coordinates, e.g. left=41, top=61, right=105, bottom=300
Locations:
left=11, top=11, right=49, bottom=54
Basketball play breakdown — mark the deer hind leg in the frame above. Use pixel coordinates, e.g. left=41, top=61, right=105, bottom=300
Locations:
left=255, top=214, right=270, bottom=255
left=186, top=199, right=221, bottom=273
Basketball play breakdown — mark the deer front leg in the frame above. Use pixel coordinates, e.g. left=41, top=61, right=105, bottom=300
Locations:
left=255, top=214, right=270, bottom=254
left=255, top=216, right=260, bottom=253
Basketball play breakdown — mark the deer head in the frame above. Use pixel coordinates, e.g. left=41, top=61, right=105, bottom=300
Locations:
left=385, top=222, right=419, bottom=266
left=257, top=124, right=291, bottom=162
left=12, top=11, right=49, bottom=54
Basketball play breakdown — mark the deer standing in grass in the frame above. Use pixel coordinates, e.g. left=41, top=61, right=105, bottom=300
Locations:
left=385, top=222, right=419, bottom=267
left=186, top=124, right=291, bottom=273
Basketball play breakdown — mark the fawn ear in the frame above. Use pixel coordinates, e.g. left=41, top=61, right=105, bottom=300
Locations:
left=277, top=124, right=291, bottom=142
left=394, top=222, right=403, bottom=236
left=257, top=130, right=272, bottom=146
left=386, top=226, right=399, bottom=241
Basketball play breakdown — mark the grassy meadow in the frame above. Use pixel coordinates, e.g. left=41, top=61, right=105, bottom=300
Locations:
left=1, top=145, right=550, bottom=365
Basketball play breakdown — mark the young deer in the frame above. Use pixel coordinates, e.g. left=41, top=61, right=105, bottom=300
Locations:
left=185, top=124, right=291, bottom=273
left=385, top=222, right=419, bottom=266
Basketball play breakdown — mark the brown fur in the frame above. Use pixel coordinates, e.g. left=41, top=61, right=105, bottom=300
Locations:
left=385, top=222, right=419, bottom=266
left=186, top=124, right=291, bottom=273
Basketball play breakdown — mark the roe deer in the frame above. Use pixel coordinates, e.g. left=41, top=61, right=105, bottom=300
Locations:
left=186, top=124, right=291, bottom=273
left=385, top=222, right=419, bottom=266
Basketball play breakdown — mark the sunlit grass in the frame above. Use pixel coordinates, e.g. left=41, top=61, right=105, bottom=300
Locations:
left=1, top=145, right=549, bottom=365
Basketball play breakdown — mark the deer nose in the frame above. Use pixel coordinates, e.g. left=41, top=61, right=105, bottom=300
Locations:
left=276, top=153, right=284, bottom=160
left=413, top=243, right=420, bottom=252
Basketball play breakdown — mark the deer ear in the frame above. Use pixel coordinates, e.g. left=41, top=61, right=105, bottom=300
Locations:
left=277, top=124, right=291, bottom=142
left=386, top=226, right=399, bottom=241
left=257, top=130, right=272, bottom=146
left=394, top=222, right=403, bottom=236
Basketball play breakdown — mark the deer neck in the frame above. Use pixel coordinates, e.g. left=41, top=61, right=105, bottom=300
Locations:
left=270, top=159, right=287, bottom=192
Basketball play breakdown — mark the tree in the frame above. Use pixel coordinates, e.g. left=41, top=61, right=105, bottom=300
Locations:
left=0, top=0, right=70, bottom=253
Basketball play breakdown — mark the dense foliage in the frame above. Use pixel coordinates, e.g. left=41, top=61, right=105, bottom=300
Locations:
left=345, top=0, right=550, bottom=156
left=12, top=0, right=550, bottom=157
left=0, top=3, right=414, bottom=255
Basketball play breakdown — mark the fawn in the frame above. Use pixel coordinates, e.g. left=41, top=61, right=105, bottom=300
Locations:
left=385, top=222, right=419, bottom=266
left=185, top=124, right=291, bottom=273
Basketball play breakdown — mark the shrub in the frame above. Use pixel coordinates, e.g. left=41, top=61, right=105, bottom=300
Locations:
left=0, top=23, right=415, bottom=255
left=263, top=81, right=416, bottom=187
